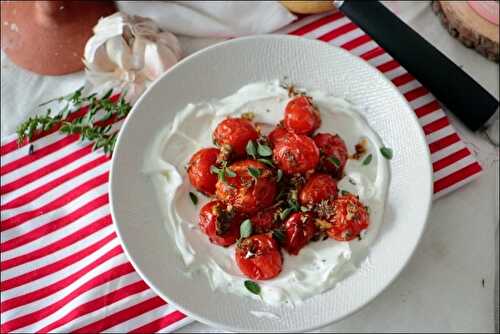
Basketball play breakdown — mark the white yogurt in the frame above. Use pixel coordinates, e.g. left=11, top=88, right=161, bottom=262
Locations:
left=143, top=80, right=390, bottom=306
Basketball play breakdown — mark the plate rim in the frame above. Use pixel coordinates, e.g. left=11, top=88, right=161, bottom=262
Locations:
left=109, top=34, right=434, bottom=332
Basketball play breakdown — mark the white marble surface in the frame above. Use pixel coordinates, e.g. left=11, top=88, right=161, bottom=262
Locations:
left=1, top=1, right=498, bottom=332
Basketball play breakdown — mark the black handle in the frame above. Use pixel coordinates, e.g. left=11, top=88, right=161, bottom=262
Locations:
left=336, top=0, right=498, bottom=131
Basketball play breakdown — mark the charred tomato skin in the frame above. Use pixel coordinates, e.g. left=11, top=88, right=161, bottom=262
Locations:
left=213, top=118, right=259, bottom=157
left=299, top=173, right=338, bottom=206
left=187, top=148, right=219, bottom=195
left=250, top=206, right=281, bottom=234
left=235, top=234, right=283, bottom=280
left=284, top=96, right=321, bottom=135
left=199, top=200, right=242, bottom=246
left=215, top=160, right=277, bottom=214
left=273, top=133, right=320, bottom=175
left=327, top=194, right=369, bottom=241
left=313, top=133, right=348, bottom=178
left=282, top=212, right=317, bottom=255
left=268, top=126, right=289, bottom=147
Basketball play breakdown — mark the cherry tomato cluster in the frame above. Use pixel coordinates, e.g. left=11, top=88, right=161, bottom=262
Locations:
left=187, top=94, right=370, bottom=281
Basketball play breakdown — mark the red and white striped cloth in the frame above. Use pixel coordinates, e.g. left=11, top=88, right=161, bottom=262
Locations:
left=0, top=12, right=482, bottom=333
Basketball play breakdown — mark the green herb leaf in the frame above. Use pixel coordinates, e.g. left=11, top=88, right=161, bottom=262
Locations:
left=257, top=158, right=274, bottom=168
left=210, top=165, right=221, bottom=175
left=225, top=168, right=236, bottom=178
left=327, top=156, right=341, bottom=168
left=380, top=147, right=393, bottom=160
left=340, top=190, right=351, bottom=196
left=101, top=88, right=113, bottom=100
left=279, top=207, right=292, bottom=221
left=246, top=140, right=257, bottom=158
left=272, top=229, right=286, bottom=244
left=189, top=192, right=198, bottom=205
left=276, top=169, right=283, bottom=182
left=257, top=143, right=272, bottom=157
left=17, top=87, right=131, bottom=156
left=362, top=154, right=373, bottom=166
left=61, top=105, right=71, bottom=119
left=244, top=280, right=261, bottom=295
left=247, top=166, right=261, bottom=179
left=288, top=198, right=300, bottom=211
left=240, top=219, right=253, bottom=238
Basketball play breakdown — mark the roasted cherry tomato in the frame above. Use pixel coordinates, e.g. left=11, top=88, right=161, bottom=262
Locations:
left=327, top=194, right=369, bottom=241
left=268, top=126, right=289, bottom=147
left=299, top=173, right=338, bottom=206
left=187, top=148, right=219, bottom=195
left=213, top=118, right=259, bottom=157
left=235, top=234, right=282, bottom=280
left=250, top=206, right=280, bottom=234
left=282, top=212, right=317, bottom=255
left=284, top=96, right=321, bottom=135
left=199, top=200, right=242, bottom=246
left=313, top=133, right=348, bottom=178
left=273, top=133, right=320, bottom=175
left=215, top=160, right=277, bottom=214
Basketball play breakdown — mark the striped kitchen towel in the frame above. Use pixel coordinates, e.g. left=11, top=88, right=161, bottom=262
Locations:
left=0, top=11, right=482, bottom=333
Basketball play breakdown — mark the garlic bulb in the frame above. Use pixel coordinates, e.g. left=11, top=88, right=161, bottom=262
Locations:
left=84, top=12, right=182, bottom=102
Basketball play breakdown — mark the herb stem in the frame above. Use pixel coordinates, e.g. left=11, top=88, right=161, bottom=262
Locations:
left=16, top=88, right=131, bottom=156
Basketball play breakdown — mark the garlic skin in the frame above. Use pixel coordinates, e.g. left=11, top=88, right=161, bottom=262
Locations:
left=84, top=12, right=182, bottom=102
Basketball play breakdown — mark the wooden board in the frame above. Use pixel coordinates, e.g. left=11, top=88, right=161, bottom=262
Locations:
left=432, top=1, right=499, bottom=62
left=280, top=1, right=335, bottom=14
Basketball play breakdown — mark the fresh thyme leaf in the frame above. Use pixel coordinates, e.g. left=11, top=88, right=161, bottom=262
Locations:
left=288, top=198, right=300, bottom=211
left=276, top=169, right=283, bottom=182
left=17, top=88, right=131, bottom=156
left=247, top=166, right=261, bottom=179
left=279, top=207, right=292, bottom=221
left=327, top=155, right=341, bottom=168
left=211, top=164, right=236, bottom=186
left=210, top=165, right=221, bottom=175
left=257, top=143, right=272, bottom=157
left=272, top=229, right=286, bottom=244
left=244, top=280, right=260, bottom=295
left=225, top=168, right=236, bottom=178
left=240, top=219, right=253, bottom=238
left=82, top=111, right=93, bottom=126
left=61, top=105, right=71, bottom=119
left=101, top=88, right=113, bottom=100
left=246, top=140, right=257, bottom=158
left=380, top=147, right=393, bottom=160
left=189, top=192, right=198, bottom=205
left=362, top=154, right=373, bottom=165
left=100, top=111, right=114, bottom=122
left=257, top=158, right=274, bottom=168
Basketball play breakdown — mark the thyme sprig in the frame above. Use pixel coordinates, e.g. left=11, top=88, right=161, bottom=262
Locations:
left=16, top=87, right=131, bottom=155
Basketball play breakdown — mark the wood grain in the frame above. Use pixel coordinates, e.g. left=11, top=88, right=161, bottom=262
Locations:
left=432, top=1, right=499, bottom=62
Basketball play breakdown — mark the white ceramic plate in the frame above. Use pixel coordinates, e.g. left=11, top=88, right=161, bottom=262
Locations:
left=109, top=35, right=433, bottom=332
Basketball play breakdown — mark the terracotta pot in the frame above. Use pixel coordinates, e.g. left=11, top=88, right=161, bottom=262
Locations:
left=1, top=1, right=116, bottom=75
